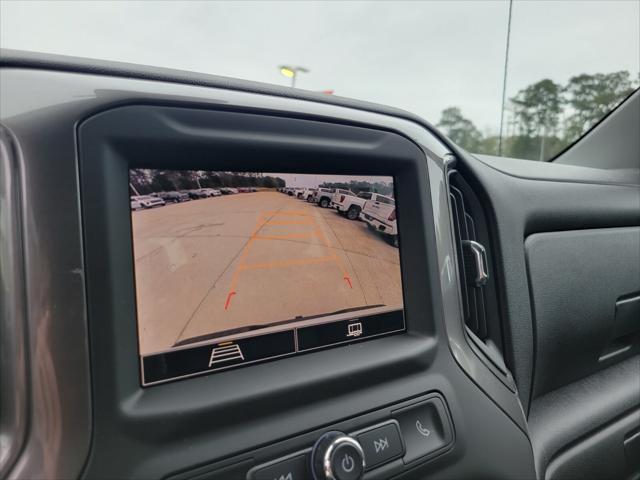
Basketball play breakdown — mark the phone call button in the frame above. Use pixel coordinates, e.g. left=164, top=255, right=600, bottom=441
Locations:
left=391, top=397, right=454, bottom=464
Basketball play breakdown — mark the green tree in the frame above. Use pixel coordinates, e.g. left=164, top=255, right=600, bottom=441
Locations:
left=510, top=79, right=563, bottom=160
left=263, top=176, right=277, bottom=188
left=563, top=71, right=636, bottom=140
left=155, top=171, right=179, bottom=191
left=437, top=107, right=483, bottom=152
left=478, top=133, right=499, bottom=156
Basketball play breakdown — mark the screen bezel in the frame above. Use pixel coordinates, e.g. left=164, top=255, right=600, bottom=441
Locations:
left=79, top=104, right=441, bottom=456
left=129, top=168, right=407, bottom=386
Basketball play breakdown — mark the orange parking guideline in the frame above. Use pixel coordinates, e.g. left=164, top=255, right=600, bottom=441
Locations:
left=262, top=210, right=310, bottom=216
left=224, top=208, right=354, bottom=310
left=266, top=219, right=315, bottom=226
left=224, top=211, right=270, bottom=310
left=238, top=255, right=336, bottom=271
left=315, top=221, right=354, bottom=290
left=254, top=230, right=319, bottom=241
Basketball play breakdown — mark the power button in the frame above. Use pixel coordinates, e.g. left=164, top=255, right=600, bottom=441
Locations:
left=331, top=442, right=363, bottom=480
left=311, top=431, right=365, bottom=480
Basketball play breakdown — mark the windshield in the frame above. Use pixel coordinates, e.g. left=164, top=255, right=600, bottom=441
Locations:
left=1, top=1, right=638, bottom=162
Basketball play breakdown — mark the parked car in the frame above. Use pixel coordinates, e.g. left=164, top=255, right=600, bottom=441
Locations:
left=131, top=195, right=165, bottom=208
left=159, top=191, right=190, bottom=203
left=194, top=188, right=212, bottom=197
left=360, top=194, right=398, bottom=247
left=331, top=191, right=390, bottom=221
left=313, top=187, right=335, bottom=207
left=197, top=189, right=213, bottom=198
left=181, top=189, right=206, bottom=199
left=130, top=197, right=143, bottom=210
left=238, top=187, right=250, bottom=193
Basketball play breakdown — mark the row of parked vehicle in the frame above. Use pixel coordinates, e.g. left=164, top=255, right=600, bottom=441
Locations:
left=279, top=186, right=399, bottom=247
left=130, top=187, right=257, bottom=210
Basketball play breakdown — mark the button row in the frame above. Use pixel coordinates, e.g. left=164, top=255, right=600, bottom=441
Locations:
left=247, top=396, right=453, bottom=479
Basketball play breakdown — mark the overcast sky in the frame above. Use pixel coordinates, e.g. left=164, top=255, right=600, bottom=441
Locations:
left=1, top=1, right=638, bottom=132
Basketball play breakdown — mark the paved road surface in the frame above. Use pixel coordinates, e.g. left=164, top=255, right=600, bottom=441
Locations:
left=132, top=192, right=403, bottom=355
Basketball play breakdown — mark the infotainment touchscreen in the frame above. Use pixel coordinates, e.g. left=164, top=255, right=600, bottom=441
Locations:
left=130, top=169, right=405, bottom=385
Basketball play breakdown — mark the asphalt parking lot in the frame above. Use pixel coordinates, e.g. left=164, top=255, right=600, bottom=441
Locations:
left=132, top=191, right=403, bottom=355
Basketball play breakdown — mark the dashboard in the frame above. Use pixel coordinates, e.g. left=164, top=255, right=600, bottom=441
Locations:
left=1, top=51, right=638, bottom=480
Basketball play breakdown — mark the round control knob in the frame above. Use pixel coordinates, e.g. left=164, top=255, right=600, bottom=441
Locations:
left=311, top=431, right=365, bottom=480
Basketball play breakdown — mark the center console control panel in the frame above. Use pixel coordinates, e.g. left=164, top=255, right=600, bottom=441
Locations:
left=168, top=393, right=454, bottom=480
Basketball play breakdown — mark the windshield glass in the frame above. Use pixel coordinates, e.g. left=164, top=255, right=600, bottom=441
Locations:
left=1, top=0, right=638, bottom=162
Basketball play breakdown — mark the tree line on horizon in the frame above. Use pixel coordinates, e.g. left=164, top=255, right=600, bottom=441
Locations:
left=130, top=169, right=286, bottom=194
left=437, top=71, right=638, bottom=161
left=319, top=180, right=394, bottom=197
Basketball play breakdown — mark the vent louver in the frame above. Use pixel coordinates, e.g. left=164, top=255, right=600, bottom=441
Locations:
left=449, top=175, right=489, bottom=340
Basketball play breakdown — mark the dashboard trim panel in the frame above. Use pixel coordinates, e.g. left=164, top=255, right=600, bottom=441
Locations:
left=0, top=66, right=533, bottom=480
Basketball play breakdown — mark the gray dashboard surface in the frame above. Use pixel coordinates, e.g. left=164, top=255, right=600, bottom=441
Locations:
left=456, top=146, right=640, bottom=414
left=528, top=356, right=640, bottom=476
left=526, top=227, right=640, bottom=397
left=0, top=48, right=451, bottom=151
left=3, top=47, right=638, bottom=480
left=474, top=154, right=640, bottom=186
left=1, top=54, right=534, bottom=480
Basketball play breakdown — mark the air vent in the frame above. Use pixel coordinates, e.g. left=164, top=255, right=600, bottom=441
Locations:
left=448, top=173, right=489, bottom=340
left=447, top=169, right=514, bottom=388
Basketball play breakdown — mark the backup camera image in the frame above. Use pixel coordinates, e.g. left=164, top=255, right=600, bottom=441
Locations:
left=130, top=169, right=405, bottom=384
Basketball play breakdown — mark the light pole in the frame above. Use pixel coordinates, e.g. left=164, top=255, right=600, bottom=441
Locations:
left=279, top=65, right=309, bottom=88
left=498, top=0, right=514, bottom=156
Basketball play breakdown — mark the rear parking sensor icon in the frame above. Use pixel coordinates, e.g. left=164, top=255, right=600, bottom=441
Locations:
left=208, top=343, right=244, bottom=367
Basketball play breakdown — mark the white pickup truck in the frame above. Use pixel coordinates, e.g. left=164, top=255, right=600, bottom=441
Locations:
left=360, top=194, right=398, bottom=247
left=332, top=191, right=389, bottom=221
left=131, top=195, right=165, bottom=209
left=328, top=189, right=356, bottom=216
left=300, top=188, right=316, bottom=201
left=313, top=187, right=336, bottom=208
